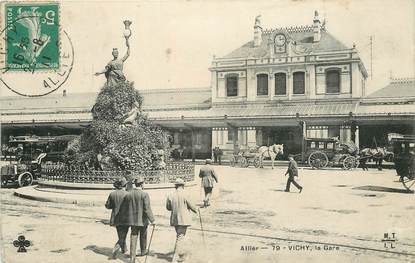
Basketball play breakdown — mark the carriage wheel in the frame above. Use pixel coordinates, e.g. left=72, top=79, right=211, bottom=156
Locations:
left=239, top=157, right=248, bottom=168
left=308, top=151, right=328, bottom=169
left=18, top=172, right=33, bottom=187
left=254, top=157, right=261, bottom=168
left=1, top=177, right=8, bottom=187
left=401, top=176, right=415, bottom=191
left=230, top=156, right=236, bottom=167
left=343, top=156, right=359, bottom=170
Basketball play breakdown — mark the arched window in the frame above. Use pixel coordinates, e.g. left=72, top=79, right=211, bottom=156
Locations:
left=226, top=74, right=238, bottom=97
left=293, top=72, right=305, bottom=94
left=326, top=69, right=340, bottom=93
left=274, top=73, right=286, bottom=95
left=257, top=74, right=268, bottom=96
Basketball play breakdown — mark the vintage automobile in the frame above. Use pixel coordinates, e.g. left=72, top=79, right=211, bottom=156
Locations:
left=0, top=157, right=44, bottom=187
left=1, top=135, right=76, bottom=187
left=390, top=135, right=415, bottom=191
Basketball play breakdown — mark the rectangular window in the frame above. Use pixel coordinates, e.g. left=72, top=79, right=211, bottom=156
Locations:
left=227, top=129, right=238, bottom=142
left=275, top=73, right=286, bottom=95
left=318, top=142, right=325, bottom=149
left=328, top=126, right=340, bottom=138
left=326, top=70, right=340, bottom=93
left=293, top=72, right=305, bottom=94
left=226, top=75, right=238, bottom=97
left=257, top=74, right=268, bottom=95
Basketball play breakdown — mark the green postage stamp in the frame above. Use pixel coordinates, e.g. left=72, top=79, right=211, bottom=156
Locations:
left=5, top=2, right=59, bottom=71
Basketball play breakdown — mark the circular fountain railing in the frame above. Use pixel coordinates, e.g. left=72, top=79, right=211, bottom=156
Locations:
left=39, top=161, right=195, bottom=189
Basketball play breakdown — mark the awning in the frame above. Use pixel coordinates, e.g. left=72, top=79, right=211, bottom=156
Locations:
left=147, top=103, right=356, bottom=120
left=2, top=102, right=414, bottom=128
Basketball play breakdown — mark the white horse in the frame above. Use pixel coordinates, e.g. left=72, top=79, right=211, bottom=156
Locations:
left=258, top=144, right=284, bottom=169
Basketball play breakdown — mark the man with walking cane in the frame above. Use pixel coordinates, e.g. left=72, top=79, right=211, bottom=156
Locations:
left=166, top=178, right=198, bottom=263
left=118, top=175, right=156, bottom=263
left=105, top=177, right=129, bottom=259
left=199, top=159, right=218, bottom=208
left=284, top=155, right=303, bottom=193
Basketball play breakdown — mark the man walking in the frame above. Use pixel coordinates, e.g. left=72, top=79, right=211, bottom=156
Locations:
left=199, top=159, right=218, bottom=207
left=216, top=147, right=223, bottom=165
left=213, top=147, right=218, bottom=164
left=285, top=155, right=303, bottom=193
left=166, top=178, right=197, bottom=263
left=118, top=175, right=155, bottom=263
left=105, top=177, right=129, bottom=259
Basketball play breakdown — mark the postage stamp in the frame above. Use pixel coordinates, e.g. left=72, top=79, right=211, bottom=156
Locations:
left=5, top=2, right=59, bottom=71
left=0, top=1, right=72, bottom=97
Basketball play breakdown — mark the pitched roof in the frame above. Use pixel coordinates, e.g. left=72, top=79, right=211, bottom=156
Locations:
left=140, top=88, right=211, bottom=109
left=0, top=87, right=212, bottom=113
left=223, top=26, right=349, bottom=59
left=366, top=78, right=415, bottom=99
left=356, top=103, right=415, bottom=116
left=0, top=92, right=97, bottom=112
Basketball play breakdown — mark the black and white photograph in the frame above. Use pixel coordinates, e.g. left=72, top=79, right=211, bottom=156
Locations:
left=0, top=0, right=414, bottom=262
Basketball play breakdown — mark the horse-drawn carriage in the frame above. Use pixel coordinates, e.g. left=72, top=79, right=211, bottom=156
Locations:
left=230, top=144, right=284, bottom=169
left=390, top=135, right=415, bottom=191
left=294, top=137, right=394, bottom=170
left=293, top=137, right=360, bottom=170
left=230, top=148, right=261, bottom=168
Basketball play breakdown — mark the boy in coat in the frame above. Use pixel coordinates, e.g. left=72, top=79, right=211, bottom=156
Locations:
left=285, top=155, right=303, bottom=193
left=199, top=159, right=218, bottom=207
left=166, top=178, right=198, bottom=262
left=105, top=177, right=129, bottom=258
left=117, top=176, right=155, bottom=263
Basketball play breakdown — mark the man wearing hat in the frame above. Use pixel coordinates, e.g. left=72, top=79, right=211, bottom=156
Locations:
left=285, top=155, right=303, bottom=193
left=199, top=159, right=218, bottom=207
left=105, top=177, right=129, bottom=258
left=166, top=178, right=198, bottom=263
left=117, top=174, right=155, bottom=263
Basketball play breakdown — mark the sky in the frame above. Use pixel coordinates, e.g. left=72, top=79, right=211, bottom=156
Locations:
left=1, top=0, right=414, bottom=96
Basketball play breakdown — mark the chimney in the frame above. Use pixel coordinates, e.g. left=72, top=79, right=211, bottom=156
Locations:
left=254, top=15, right=262, bottom=47
left=313, top=10, right=321, bottom=42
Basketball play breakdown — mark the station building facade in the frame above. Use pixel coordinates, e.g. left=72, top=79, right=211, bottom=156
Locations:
left=1, top=12, right=414, bottom=160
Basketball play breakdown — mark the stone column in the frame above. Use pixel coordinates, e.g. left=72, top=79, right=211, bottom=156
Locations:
left=287, top=71, right=292, bottom=100
left=211, top=128, right=218, bottom=148
left=246, top=68, right=256, bottom=102
left=211, top=71, right=218, bottom=103
left=191, top=129, right=195, bottom=162
left=355, top=126, right=360, bottom=148
left=247, top=127, right=257, bottom=147
left=269, top=72, right=274, bottom=100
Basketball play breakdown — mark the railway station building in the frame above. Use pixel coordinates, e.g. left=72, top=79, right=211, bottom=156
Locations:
left=1, top=12, right=414, bottom=160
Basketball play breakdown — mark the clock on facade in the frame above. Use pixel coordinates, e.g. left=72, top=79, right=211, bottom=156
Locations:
left=274, top=33, right=286, bottom=53
left=274, top=34, right=286, bottom=46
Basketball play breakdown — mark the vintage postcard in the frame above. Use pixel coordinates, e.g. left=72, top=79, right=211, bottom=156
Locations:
left=0, top=0, right=414, bottom=263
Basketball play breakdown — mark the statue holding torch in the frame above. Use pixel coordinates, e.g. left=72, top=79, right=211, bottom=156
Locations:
left=95, top=20, right=132, bottom=86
